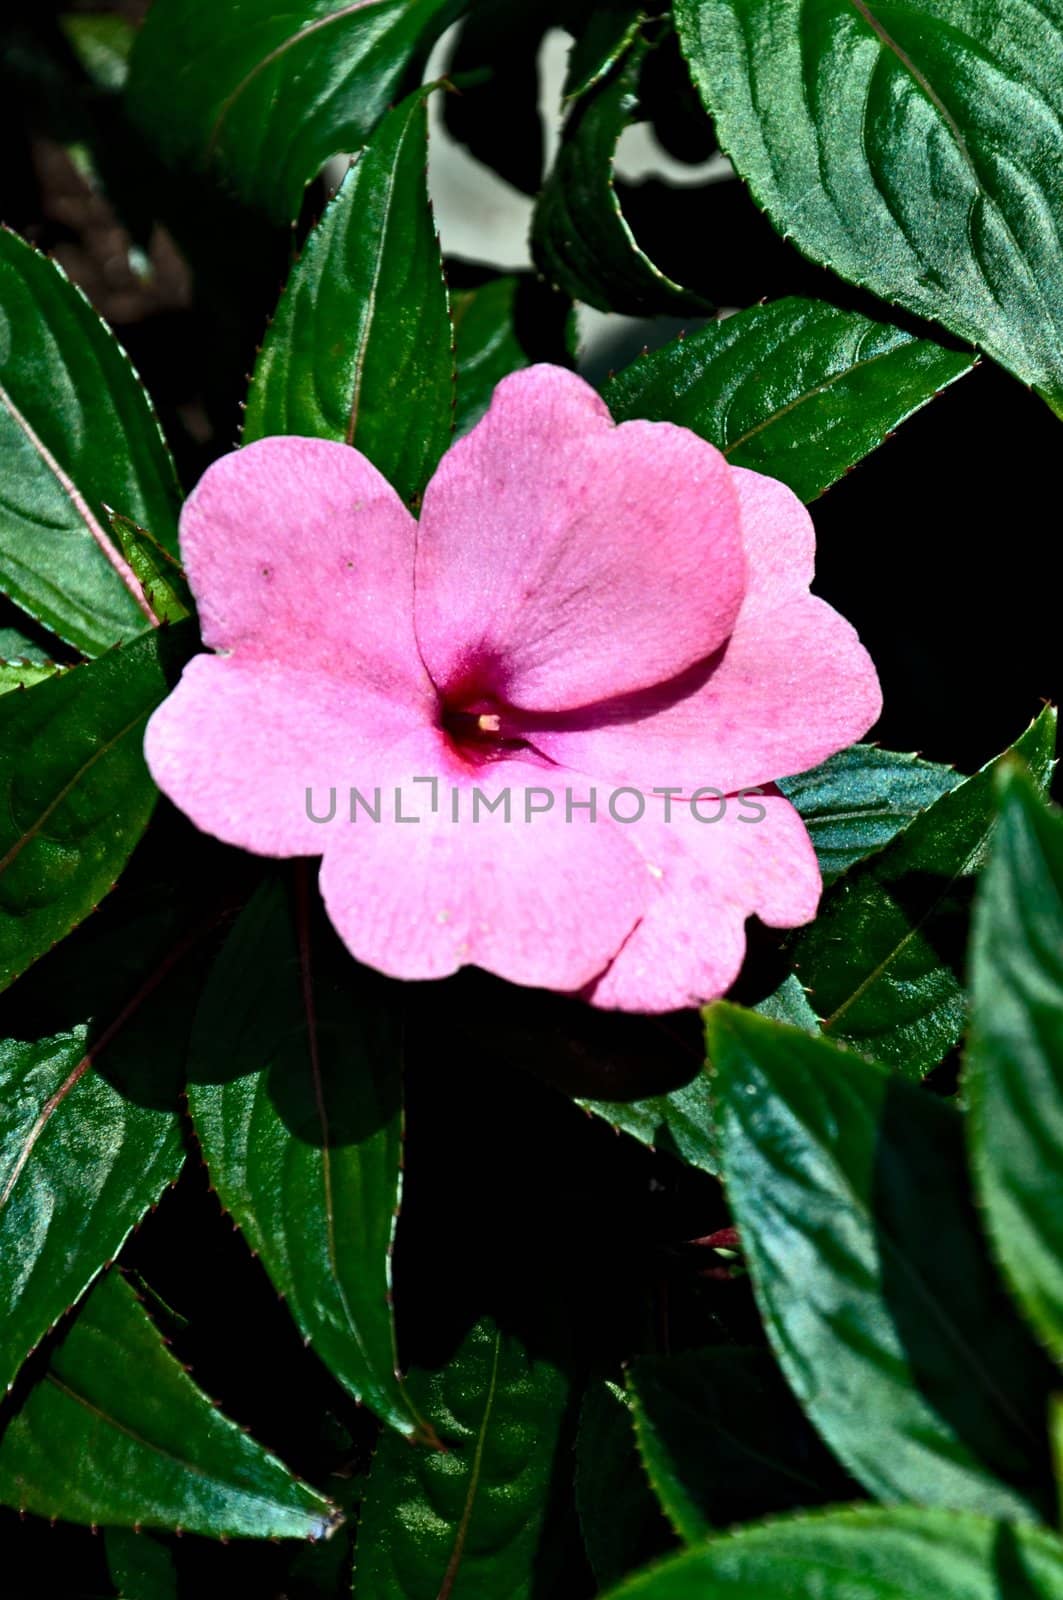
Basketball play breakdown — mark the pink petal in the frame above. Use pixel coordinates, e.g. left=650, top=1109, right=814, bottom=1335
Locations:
left=318, top=732, right=647, bottom=990
left=144, top=654, right=428, bottom=858
left=180, top=436, right=430, bottom=704
left=527, top=470, right=881, bottom=792
left=729, top=466, right=815, bottom=609
left=588, top=790, right=821, bottom=1012
left=413, top=365, right=746, bottom=712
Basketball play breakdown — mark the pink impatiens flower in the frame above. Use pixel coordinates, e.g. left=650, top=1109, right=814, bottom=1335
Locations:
left=145, top=366, right=880, bottom=1011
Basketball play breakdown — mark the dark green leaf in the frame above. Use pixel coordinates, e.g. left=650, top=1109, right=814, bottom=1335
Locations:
left=0, top=228, right=180, bottom=655
left=104, top=1528, right=178, bottom=1600
left=243, top=92, right=453, bottom=505
left=452, top=278, right=528, bottom=437
left=0, top=1271, right=336, bottom=1539
left=563, top=4, right=641, bottom=100
left=126, top=0, right=466, bottom=224
left=0, top=624, right=193, bottom=993
left=533, top=32, right=709, bottom=316
left=575, top=1379, right=672, bottom=1588
left=0, top=625, right=51, bottom=664
left=442, top=974, right=716, bottom=1174
left=750, top=973, right=819, bottom=1032
left=353, top=1320, right=569, bottom=1597
left=604, top=298, right=975, bottom=503
left=707, top=1004, right=1056, bottom=1521
left=451, top=274, right=577, bottom=438
left=968, top=767, right=1063, bottom=1361
left=778, top=744, right=962, bottom=884
left=187, top=874, right=423, bottom=1441
left=285, top=1470, right=362, bottom=1599
left=0, top=905, right=203, bottom=1395
left=577, top=1067, right=718, bottom=1175
left=673, top=0, right=1063, bottom=412
left=61, top=13, right=135, bottom=94
left=599, top=1507, right=1063, bottom=1600
left=793, top=708, right=1057, bottom=1077
left=635, top=18, right=717, bottom=167
left=627, top=1347, right=848, bottom=1540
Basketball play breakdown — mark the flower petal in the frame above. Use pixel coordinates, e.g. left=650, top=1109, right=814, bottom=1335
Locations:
left=318, top=734, right=647, bottom=990
left=528, top=469, right=881, bottom=792
left=729, top=465, right=815, bottom=608
left=588, top=790, right=821, bottom=1012
left=413, top=365, right=745, bottom=711
left=144, top=654, right=427, bottom=858
left=180, top=435, right=429, bottom=703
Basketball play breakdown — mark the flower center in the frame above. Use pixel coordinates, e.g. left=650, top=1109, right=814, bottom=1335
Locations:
left=440, top=698, right=529, bottom=765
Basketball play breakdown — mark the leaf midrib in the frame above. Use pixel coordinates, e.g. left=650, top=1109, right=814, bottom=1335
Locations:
left=44, top=1368, right=322, bottom=1523
left=819, top=828, right=985, bottom=1034
left=0, top=379, right=156, bottom=625
left=0, top=707, right=151, bottom=880
left=293, top=867, right=372, bottom=1373
left=437, top=1328, right=503, bottom=1600
left=0, top=919, right=209, bottom=1216
left=723, top=335, right=917, bottom=458
left=207, top=0, right=392, bottom=155
left=741, top=1064, right=1043, bottom=1472
left=345, top=125, right=403, bottom=447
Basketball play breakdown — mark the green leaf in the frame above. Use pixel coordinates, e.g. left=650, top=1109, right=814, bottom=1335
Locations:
left=452, top=275, right=573, bottom=438
left=533, top=31, right=710, bottom=316
left=61, top=13, right=135, bottom=94
left=0, top=658, right=64, bottom=695
left=0, top=227, right=180, bottom=656
left=0, top=624, right=192, bottom=993
left=104, top=1528, right=178, bottom=1600
left=0, top=625, right=51, bottom=664
left=107, top=514, right=192, bottom=627
left=750, top=973, right=820, bottom=1032
left=0, top=1271, right=336, bottom=1539
left=627, top=1347, right=847, bottom=1541
left=706, top=1004, right=1056, bottom=1522
left=0, top=904, right=203, bottom=1395
left=187, top=874, right=423, bottom=1442
left=126, top=0, right=466, bottom=224
left=452, top=278, right=527, bottom=437
left=603, top=298, right=975, bottom=503
left=575, top=1379, right=672, bottom=1588
left=243, top=91, right=453, bottom=505
left=599, top=1506, right=1063, bottom=1600
left=673, top=0, right=1063, bottom=412
left=577, top=1067, right=718, bottom=1175
left=1053, top=1396, right=1063, bottom=1526
left=285, top=1472, right=362, bottom=1599
left=967, top=767, right=1063, bottom=1362
left=793, top=708, right=1057, bottom=1077
left=563, top=4, right=641, bottom=101
left=352, top=1320, right=569, bottom=1597
left=778, top=744, right=962, bottom=884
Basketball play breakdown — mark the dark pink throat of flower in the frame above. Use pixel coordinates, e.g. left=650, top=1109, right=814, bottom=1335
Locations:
left=439, top=698, right=531, bottom=765
left=435, top=642, right=734, bottom=769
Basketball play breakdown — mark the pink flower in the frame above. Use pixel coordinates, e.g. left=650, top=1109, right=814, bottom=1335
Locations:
left=145, top=366, right=880, bottom=1011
